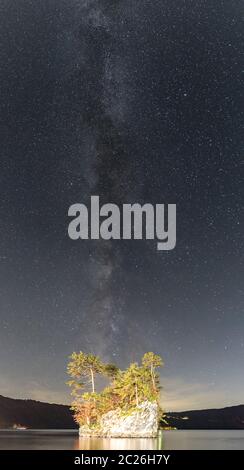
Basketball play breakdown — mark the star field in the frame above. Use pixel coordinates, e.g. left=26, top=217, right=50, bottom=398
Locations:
left=0, top=0, right=243, bottom=410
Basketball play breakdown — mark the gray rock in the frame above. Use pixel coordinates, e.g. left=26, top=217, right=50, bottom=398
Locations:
left=79, top=401, right=159, bottom=438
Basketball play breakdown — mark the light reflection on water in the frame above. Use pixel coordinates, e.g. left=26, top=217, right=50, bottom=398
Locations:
left=75, top=433, right=163, bottom=450
left=0, top=430, right=244, bottom=450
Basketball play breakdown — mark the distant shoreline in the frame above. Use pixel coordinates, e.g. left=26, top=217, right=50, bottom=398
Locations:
left=0, top=395, right=244, bottom=430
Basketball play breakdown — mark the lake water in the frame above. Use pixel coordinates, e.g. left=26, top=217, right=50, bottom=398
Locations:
left=0, top=430, right=244, bottom=450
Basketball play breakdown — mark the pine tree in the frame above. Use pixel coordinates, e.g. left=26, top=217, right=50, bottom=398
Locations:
left=67, top=351, right=104, bottom=395
left=142, top=352, right=163, bottom=395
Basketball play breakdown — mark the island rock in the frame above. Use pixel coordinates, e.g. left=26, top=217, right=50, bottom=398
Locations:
left=79, top=401, right=159, bottom=438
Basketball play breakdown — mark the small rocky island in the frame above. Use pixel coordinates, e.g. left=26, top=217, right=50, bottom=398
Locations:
left=67, top=351, right=163, bottom=438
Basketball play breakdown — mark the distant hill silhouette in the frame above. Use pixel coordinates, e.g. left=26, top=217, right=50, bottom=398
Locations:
left=165, top=405, right=244, bottom=430
left=0, top=395, right=244, bottom=429
left=0, top=395, right=77, bottom=429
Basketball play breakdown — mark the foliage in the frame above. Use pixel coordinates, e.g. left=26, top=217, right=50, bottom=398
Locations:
left=67, top=351, right=164, bottom=427
left=67, top=351, right=104, bottom=395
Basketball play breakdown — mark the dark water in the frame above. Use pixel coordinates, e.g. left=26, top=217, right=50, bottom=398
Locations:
left=0, top=430, right=244, bottom=450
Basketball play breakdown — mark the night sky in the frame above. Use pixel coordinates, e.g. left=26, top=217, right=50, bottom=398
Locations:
left=0, top=0, right=243, bottom=411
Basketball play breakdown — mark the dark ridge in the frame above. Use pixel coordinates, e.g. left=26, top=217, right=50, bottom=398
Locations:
left=0, top=395, right=77, bottom=429
left=164, top=405, right=244, bottom=430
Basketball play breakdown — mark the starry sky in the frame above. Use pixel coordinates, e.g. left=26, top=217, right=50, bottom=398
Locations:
left=0, top=0, right=243, bottom=411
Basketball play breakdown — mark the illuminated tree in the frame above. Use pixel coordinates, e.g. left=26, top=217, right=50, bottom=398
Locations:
left=67, top=351, right=164, bottom=427
left=67, top=351, right=104, bottom=395
left=142, top=352, right=163, bottom=394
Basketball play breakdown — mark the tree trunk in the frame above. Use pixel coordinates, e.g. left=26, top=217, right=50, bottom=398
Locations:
left=151, top=364, right=156, bottom=392
left=90, top=368, right=95, bottom=393
left=135, top=382, right=139, bottom=407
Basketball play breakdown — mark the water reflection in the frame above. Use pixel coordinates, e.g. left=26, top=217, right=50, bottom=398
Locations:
left=75, top=432, right=164, bottom=450
left=1, top=430, right=244, bottom=450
